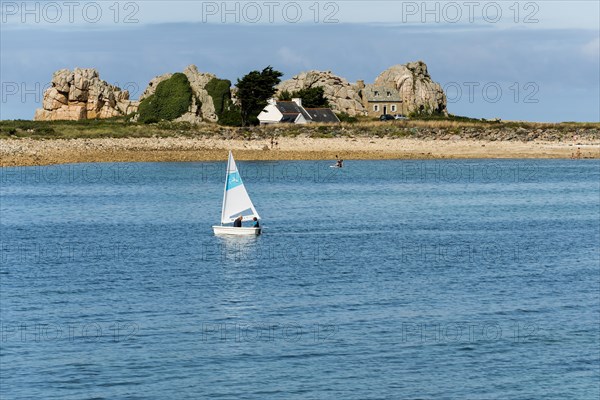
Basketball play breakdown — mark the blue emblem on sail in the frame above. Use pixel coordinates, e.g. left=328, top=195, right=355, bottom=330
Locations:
left=226, top=171, right=242, bottom=191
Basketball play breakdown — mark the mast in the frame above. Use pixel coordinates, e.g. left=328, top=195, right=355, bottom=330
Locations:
left=220, top=151, right=231, bottom=225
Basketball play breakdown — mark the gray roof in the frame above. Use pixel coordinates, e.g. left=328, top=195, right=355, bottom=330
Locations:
left=363, top=85, right=402, bottom=102
left=276, top=101, right=311, bottom=121
left=305, top=108, right=340, bottom=123
left=280, top=113, right=299, bottom=123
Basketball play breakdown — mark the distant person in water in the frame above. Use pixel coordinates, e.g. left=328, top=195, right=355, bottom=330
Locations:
left=233, top=215, right=243, bottom=227
left=253, top=217, right=260, bottom=228
left=336, top=159, right=344, bottom=168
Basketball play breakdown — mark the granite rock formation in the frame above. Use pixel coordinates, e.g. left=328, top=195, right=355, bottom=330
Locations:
left=373, top=61, right=447, bottom=115
left=276, top=70, right=365, bottom=116
left=277, top=61, right=447, bottom=117
left=34, top=68, right=138, bottom=121
left=139, top=65, right=219, bottom=123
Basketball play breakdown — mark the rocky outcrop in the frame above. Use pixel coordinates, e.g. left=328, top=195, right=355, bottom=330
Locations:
left=34, top=61, right=447, bottom=122
left=374, top=61, right=447, bottom=115
left=139, top=65, right=218, bottom=123
left=276, top=71, right=365, bottom=116
left=276, top=61, right=447, bottom=117
left=34, top=68, right=138, bottom=121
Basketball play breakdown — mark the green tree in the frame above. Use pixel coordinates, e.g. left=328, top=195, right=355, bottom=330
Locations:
left=278, top=90, right=292, bottom=101
left=236, top=66, right=283, bottom=126
left=291, top=86, right=330, bottom=108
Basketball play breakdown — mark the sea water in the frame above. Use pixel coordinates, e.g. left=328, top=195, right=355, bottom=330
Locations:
left=1, top=159, right=598, bottom=399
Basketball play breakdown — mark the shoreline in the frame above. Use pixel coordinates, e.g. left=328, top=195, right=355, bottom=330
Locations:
left=1, top=137, right=598, bottom=167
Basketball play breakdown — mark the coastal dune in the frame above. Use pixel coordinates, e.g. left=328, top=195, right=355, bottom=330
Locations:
left=1, top=136, right=598, bottom=167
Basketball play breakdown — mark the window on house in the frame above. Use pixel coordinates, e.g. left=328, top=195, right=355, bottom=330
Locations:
left=374, top=91, right=379, bottom=96
left=374, top=105, right=379, bottom=112
left=387, top=92, right=391, bottom=97
left=391, top=105, right=397, bottom=112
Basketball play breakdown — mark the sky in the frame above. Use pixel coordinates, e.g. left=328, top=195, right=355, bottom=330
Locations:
left=1, top=0, right=599, bottom=122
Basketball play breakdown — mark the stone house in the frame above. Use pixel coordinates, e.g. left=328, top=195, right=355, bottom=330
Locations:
left=356, top=80, right=407, bottom=117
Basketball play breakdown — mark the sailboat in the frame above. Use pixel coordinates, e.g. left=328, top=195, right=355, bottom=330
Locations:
left=212, top=151, right=261, bottom=236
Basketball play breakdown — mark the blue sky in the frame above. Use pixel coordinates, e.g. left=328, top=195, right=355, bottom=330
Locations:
left=1, top=1, right=599, bottom=122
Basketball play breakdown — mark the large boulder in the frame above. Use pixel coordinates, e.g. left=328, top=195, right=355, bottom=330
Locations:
left=374, top=61, right=447, bottom=115
left=34, top=105, right=86, bottom=121
left=42, top=87, right=68, bottom=111
left=276, top=70, right=365, bottom=116
left=51, top=69, right=72, bottom=93
left=139, top=65, right=219, bottom=123
left=34, top=68, right=138, bottom=121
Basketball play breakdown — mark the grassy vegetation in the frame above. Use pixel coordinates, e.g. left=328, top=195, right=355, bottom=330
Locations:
left=0, top=118, right=598, bottom=140
left=408, top=113, right=489, bottom=123
left=0, top=118, right=202, bottom=139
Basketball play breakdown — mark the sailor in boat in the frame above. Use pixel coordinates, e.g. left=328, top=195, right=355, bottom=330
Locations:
left=252, top=217, right=260, bottom=228
left=213, top=151, right=261, bottom=236
left=233, top=215, right=243, bottom=227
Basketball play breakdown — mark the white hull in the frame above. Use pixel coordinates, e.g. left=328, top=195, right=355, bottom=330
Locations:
left=212, top=225, right=261, bottom=236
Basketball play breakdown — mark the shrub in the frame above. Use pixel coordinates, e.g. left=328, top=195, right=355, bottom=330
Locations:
left=33, top=126, right=56, bottom=135
left=205, top=78, right=231, bottom=115
left=138, top=73, right=192, bottom=123
left=218, top=107, right=243, bottom=126
left=205, top=77, right=243, bottom=126
left=137, top=94, right=158, bottom=123
left=336, top=112, right=358, bottom=123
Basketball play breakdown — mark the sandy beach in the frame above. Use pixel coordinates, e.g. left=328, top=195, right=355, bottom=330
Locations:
left=1, top=136, right=599, bottom=166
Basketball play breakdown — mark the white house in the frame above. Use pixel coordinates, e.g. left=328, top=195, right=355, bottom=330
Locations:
left=258, top=98, right=339, bottom=125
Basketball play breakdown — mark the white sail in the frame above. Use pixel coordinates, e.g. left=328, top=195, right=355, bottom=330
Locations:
left=220, top=151, right=260, bottom=224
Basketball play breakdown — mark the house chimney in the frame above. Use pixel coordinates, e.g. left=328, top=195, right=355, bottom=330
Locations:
left=292, top=98, right=302, bottom=107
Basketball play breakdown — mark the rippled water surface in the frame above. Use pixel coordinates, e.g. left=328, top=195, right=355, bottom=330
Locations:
left=1, top=159, right=599, bottom=399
